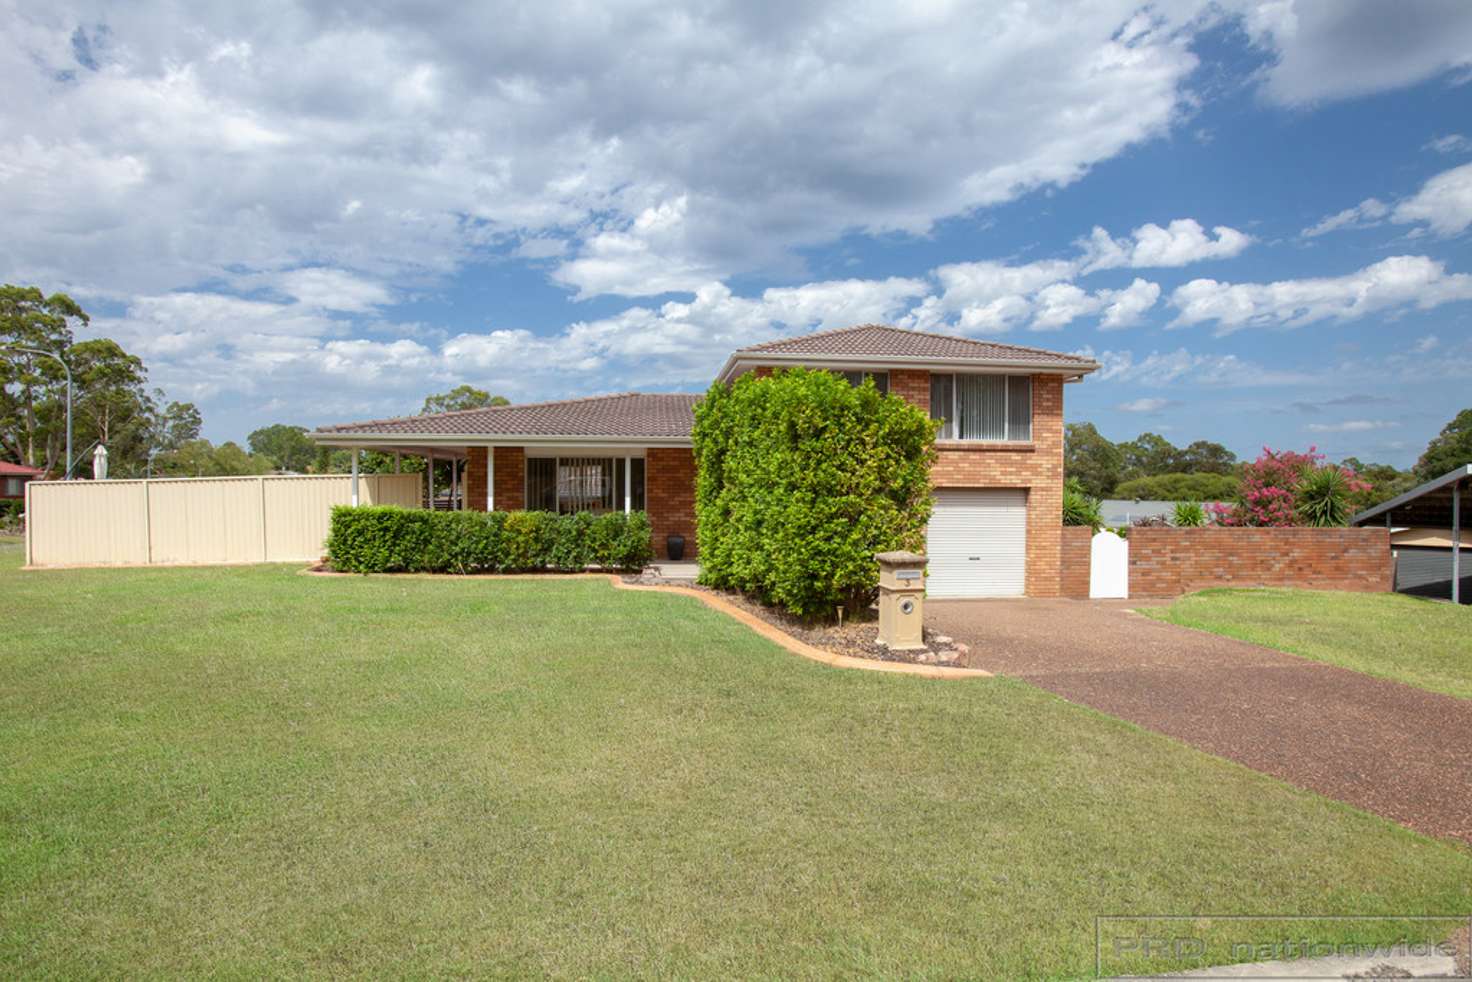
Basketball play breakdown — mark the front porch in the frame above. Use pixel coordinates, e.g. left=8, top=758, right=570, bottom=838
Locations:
left=333, top=442, right=697, bottom=560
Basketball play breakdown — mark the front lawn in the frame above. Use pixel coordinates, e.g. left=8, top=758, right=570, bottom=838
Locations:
left=1145, top=588, right=1472, bottom=700
left=3, top=556, right=1469, bottom=977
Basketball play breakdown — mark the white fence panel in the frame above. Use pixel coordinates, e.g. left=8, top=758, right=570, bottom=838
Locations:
left=1089, top=530, right=1129, bottom=599
left=24, top=473, right=424, bottom=567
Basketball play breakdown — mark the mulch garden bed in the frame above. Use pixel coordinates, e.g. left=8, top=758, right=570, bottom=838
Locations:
left=623, top=571, right=971, bottom=667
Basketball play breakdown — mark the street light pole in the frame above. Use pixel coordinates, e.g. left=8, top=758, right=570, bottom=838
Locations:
left=1, top=345, right=73, bottom=479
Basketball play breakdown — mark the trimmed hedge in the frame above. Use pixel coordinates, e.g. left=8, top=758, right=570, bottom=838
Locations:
left=326, top=506, right=653, bottom=574
left=693, top=366, right=936, bottom=618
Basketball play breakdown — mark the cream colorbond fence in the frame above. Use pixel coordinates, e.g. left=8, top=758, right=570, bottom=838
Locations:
left=24, top=474, right=421, bottom=567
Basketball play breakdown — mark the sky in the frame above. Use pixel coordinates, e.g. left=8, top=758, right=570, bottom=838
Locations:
left=3, top=0, right=1472, bottom=467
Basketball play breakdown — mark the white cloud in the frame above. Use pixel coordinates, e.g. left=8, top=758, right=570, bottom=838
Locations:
left=1074, top=345, right=1317, bottom=388
left=1116, top=397, right=1174, bottom=412
left=1391, top=162, right=1472, bottom=236
left=1242, top=0, right=1472, bottom=105
left=1030, top=283, right=1098, bottom=331
left=1305, top=420, right=1398, bottom=433
left=1169, top=255, right=1472, bottom=333
left=1413, top=334, right=1440, bottom=353
left=268, top=268, right=393, bottom=312
left=1301, top=198, right=1389, bottom=237
left=2, top=0, right=1209, bottom=302
left=1098, top=278, right=1163, bottom=329
left=1426, top=134, right=1472, bottom=154
left=1081, top=219, right=1253, bottom=271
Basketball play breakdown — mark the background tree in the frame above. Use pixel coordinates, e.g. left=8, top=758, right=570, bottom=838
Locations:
left=0, top=285, right=88, bottom=474
left=421, top=385, right=509, bottom=415
left=1118, top=432, right=1180, bottom=483
left=1113, top=472, right=1239, bottom=502
left=1063, top=422, right=1124, bottom=497
left=1176, top=439, right=1236, bottom=474
left=151, top=400, right=203, bottom=455
left=248, top=423, right=316, bottom=472
left=70, top=339, right=155, bottom=475
left=1340, top=457, right=1415, bottom=511
left=1414, top=408, right=1472, bottom=482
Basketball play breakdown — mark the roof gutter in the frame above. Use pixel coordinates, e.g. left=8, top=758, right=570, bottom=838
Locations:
left=714, top=351, right=1100, bottom=383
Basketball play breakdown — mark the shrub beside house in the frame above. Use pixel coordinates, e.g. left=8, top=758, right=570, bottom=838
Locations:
left=692, top=367, right=936, bottom=618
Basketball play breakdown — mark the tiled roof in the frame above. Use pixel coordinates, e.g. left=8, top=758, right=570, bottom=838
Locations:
left=735, top=323, right=1095, bottom=367
left=0, top=461, right=46, bottom=476
left=313, top=392, right=702, bottom=439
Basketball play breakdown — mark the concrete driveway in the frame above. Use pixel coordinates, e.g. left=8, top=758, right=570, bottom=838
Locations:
left=928, top=598, right=1472, bottom=845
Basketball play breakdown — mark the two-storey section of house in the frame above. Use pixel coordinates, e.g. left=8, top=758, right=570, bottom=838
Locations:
left=716, top=325, right=1097, bottom=597
left=311, top=324, right=1098, bottom=598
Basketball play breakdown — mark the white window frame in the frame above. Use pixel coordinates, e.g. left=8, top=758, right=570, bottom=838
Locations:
left=931, top=373, right=1032, bottom=443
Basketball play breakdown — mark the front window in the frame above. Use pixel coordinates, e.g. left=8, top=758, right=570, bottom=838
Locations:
left=526, top=456, right=645, bottom=513
left=3, top=477, right=21, bottom=496
left=929, top=373, right=1031, bottom=441
left=839, top=370, right=889, bottom=395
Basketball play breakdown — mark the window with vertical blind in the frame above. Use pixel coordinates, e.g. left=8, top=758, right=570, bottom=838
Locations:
left=929, top=373, right=1031, bottom=441
left=525, top=457, right=645, bottom=514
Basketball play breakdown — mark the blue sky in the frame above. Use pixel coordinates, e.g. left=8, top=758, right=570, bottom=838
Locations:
left=4, top=1, right=1471, bottom=467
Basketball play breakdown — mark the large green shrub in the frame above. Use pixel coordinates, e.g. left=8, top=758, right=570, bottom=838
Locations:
left=692, top=367, right=936, bottom=618
left=326, top=506, right=652, bottom=574
left=1113, top=471, right=1239, bottom=502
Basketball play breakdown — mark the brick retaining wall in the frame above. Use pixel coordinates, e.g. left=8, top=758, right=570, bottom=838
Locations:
left=1128, top=527, right=1392, bottom=597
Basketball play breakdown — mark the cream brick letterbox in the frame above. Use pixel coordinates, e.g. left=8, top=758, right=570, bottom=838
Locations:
left=875, top=550, right=927, bottom=651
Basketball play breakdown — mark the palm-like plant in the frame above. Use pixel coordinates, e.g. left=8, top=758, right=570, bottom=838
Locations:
left=1172, top=501, right=1206, bottom=527
left=1296, top=466, right=1351, bottom=527
left=1062, top=477, right=1104, bottom=531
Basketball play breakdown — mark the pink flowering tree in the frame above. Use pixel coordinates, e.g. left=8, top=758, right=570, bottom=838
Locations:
left=1209, top=447, right=1369, bottom=527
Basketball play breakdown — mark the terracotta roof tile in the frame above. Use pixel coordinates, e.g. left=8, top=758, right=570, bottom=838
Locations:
left=736, top=323, right=1095, bottom=367
left=0, top=461, right=46, bottom=477
left=312, top=392, right=701, bottom=439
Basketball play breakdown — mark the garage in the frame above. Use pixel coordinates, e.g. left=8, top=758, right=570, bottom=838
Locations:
left=926, top=489, right=1027, bottom=598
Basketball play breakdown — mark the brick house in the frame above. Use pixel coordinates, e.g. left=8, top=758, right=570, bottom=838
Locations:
left=310, top=325, right=1098, bottom=597
left=1, top=460, right=46, bottom=504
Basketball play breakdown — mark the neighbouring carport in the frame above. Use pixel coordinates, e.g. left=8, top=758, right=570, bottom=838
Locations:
left=1352, top=464, right=1469, bottom=605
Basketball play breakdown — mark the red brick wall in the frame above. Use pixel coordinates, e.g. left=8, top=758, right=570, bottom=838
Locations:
left=1129, top=527, right=1392, bottom=597
left=1059, top=525, right=1092, bottom=598
left=890, top=368, right=929, bottom=410
left=929, top=374, right=1065, bottom=597
left=647, top=447, right=696, bottom=559
left=464, top=447, right=488, bottom=511
left=493, top=446, right=525, bottom=511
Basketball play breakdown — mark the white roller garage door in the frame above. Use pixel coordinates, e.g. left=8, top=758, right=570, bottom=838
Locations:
left=926, top=489, right=1027, bottom=598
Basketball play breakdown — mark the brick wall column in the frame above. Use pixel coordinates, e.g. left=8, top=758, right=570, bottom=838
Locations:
left=464, top=447, right=489, bottom=511
left=493, top=446, right=525, bottom=510
left=1024, top=375, right=1064, bottom=597
left=889, top=368, right=930, bottom=412
left=647, top=447, right=697, bottom=560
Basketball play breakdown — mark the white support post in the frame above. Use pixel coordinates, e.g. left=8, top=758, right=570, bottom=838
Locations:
left=486, top=446, right=495, bottom=511
left=1453, top=479, right=1462, bottom=606
left=451, top=457, right=459, bottom=511
left=350, top=449, right=360, bottom=506
left=427, top=452, right=435, bottom=510
left=624, top=455, right=632, bottom=514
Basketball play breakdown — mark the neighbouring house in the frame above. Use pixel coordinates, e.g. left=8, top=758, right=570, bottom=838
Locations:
left=309, top=324, right=1099, bottom=597
left=1, top=461, right=46, bottom=504
left=1352, top=464, right=1469, bottom=604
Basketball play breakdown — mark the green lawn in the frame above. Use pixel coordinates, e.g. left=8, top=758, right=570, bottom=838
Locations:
left=1145, top=588, right=1472, bottom=700
left=3, top=553, right=1469, bottom=978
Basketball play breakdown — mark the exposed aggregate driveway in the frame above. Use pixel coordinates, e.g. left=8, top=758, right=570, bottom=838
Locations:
left=927, top=598, right=1472, bottom=845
